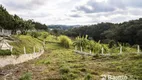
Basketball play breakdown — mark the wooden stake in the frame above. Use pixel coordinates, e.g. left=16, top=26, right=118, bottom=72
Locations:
left=24, top=47, right=26, bottom=54
left=120, top=46, right=122, bottom=54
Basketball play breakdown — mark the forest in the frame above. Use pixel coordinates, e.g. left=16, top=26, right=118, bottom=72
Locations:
left=0, top=5, right=48, bottom=34
left=64, top=19, right=142, bottom=47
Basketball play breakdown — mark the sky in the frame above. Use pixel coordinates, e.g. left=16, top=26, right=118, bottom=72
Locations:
left=0, top=0, right=142, bottom=25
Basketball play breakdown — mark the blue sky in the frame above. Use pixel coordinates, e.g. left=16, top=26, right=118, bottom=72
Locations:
left=1, top=0, right=142, bottom=25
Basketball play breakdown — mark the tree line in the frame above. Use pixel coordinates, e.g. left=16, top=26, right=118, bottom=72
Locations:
left=64, top=19, right=142, bottom=46
left=0, top=5, right=48, bottom=34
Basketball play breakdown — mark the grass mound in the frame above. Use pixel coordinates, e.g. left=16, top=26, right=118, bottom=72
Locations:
left=58, top=35, right=72, bottom=48
left=10, top=35, right=43, bottom=55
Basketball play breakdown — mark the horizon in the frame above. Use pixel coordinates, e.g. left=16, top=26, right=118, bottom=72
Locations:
left=1, top=0, right=142, bottom=25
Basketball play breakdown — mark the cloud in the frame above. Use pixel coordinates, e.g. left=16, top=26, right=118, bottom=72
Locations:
left=76, top=0, right=116, bottom=13
left=75, top=0, right=142, bottom=13
left=1, top=0, right=46, bottom=11
left=0, top=0, right=142, bottom=25
left=70, top=14, right=81, bottom=17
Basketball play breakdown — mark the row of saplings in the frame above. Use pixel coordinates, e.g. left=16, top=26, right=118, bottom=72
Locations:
left=58, top=35, right=138, bottom=54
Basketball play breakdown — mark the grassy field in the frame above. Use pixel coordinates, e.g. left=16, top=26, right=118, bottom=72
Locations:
left=0, top=32, right=141, bottom=80
left=0, top=41, right=142, bottom=80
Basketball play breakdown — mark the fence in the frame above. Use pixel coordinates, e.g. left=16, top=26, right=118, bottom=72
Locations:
left=0, top=46, right=44, bottom=67
left=74, top=45, right=141, bottom=56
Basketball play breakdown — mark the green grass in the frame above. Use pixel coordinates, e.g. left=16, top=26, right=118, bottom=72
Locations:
left=35, top=42, right=142, bottom=80
left=1, top=37, right=141, bottom=80
left=1, top=32, right=141, bottom=79
left=9, top=35, right=43, bottom=55
left=19, top=72, right=32, bottom=80
left=0, top=50, right=12, bottom=55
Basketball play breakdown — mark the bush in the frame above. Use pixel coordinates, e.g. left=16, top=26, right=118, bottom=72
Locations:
left=0, top=50, right=12, bottom=55
left=87, top=40, right=100, bottom=53
left=40, top=32, right=49, bottom=39
left=58, top=35, right=72, bottom=48
left=84, top=73, right=93, bottom=80
left=108, top=40, right=117, bottom=48
left=62, top=73, right=78, bottom=80
left=19, top=72, right=32, bottom=80
left=102, top=44, right=110, bottom=53
left=60, top=66, right=70, bottom=74
left=73, top=35, right=89, bottom=49
left=30, top=32, right=41, bottom=38
left=87, top=40, right=110, bottom=53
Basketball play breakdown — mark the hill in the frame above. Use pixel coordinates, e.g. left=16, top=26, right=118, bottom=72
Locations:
left=64, top=18, right=142, bottom=47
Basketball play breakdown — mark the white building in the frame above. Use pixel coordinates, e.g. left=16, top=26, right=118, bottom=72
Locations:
left=0, top=28, right=11, bottom=36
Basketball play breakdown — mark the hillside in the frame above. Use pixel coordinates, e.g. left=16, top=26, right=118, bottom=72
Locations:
left=48, top=25, right=80, bottom=30
left=0, top=39, right=142, bottom=80
left=64, top=19, right=142, bottom=46
left=9, top=35, right=43, bottom=55
left=0, top=3, right=142, bottom=80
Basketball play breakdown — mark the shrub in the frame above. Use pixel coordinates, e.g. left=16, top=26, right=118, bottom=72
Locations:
left=108, top=40, right=117, bottom=48
left=40, top=32, right=49, bottom=39
left=0, top=50, right=12, bottom=55
left=58, top=35, right=72, bottom=48
left=30, top=32, right=41, bottom=38
left=39, top=59, right=51, bottom=65
left=87, top=40, right=110, bottom=53
left=73, top=35, right=89, bottom=49
left=60, top=66, right=70, bottom=74
left=88, top=40, right=102, bottom=53
left=62, top=73, right=78, bottom=80
left=87, top=40, right=96, bottom=50
left=19, top=72, right=32, bottom=80
left=102, top=44, right=110, bottom=53
left=84, top=73, right=93, bottom=80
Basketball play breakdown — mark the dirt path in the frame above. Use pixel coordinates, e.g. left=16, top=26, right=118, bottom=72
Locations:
left=0, top=50, right=44, bottom=68
left=0, top=51, right=49, bottom=80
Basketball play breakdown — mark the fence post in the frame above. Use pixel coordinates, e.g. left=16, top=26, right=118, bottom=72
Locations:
left=10, top=47, right=13, bottom=52
left=81, top=47, right=82, bottom=52
left=120, top=46, right=122, bottom=54
left=90, top=50, right=91, bottom=54
left=137, top=45, right=140, bottom=53
left=75, top=46, right=77, bottom=51
left=2, top=29, right=4, bottom=35
left=101, top=47, right=104, bottom=54
left=24, top=47, right=26, bottom=54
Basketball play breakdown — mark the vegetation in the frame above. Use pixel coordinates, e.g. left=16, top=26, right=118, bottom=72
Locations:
left=0, top=5, right=48, bottom=34
left=58, top=35, right=72, bottom=48
left=29, top=32, right=41, bottom=38
left=32, top=22, right=48, bottom=31
left=9, top=35, right=43, bottom=55
left=0, top=33, right=141, bottom=80
left=19, top=72, right=32, bottom=80
left=0, top=50, right=12, bottom=55
left=84, top=73, right=93, bottom=80
left=64, top=19, right=142, bottom=47
left=73, top=35, right=89, bottom=49
left=0, top=4, right=142, bottom=80
left=34, top=42, right=141, bottom=80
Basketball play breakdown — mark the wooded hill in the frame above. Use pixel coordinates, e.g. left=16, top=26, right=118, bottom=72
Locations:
left=0, top=5, right=48, bottom=34
left=64, top=18, right=142, bottom=46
